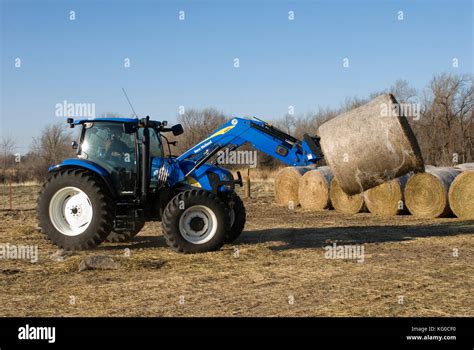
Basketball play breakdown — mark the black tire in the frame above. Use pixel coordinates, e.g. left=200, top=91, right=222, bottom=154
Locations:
left=37, top=168, right=114, bottom=250
left=224, top=194, right=246, bottom=243
left=106, top=220, right=145, bottom=243
left=162, top=189, right=230, bottom=253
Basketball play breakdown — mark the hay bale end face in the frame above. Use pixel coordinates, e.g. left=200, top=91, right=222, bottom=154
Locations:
left=274, top=166, right=313, bottom=206
left=405, top=167, right=461, bottom=218
left=329, top=178, right=366, bottom=214
left=318, top=94, right=424, bottom=195
left=363, top=174, right=410, bottom=216
left=298, top=166, right=333, bottom=210
left=448, top=170, right=474, bottom=220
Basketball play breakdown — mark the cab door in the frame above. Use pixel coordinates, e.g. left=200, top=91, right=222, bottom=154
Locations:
left=78, top=122, right=138, bottom=195
left=138, top=127, right=164, bottom=189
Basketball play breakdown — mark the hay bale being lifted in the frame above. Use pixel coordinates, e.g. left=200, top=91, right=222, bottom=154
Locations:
left=298, top=166, right=333, bottom=210
left=363, top=173, right=411, bottom=216
left=318, top=94, right=424, bottom=195
left=329, top=178, right=366, bottom=214
left=405, top=166, right=461, bottom=218
left=449, top=170, right=474, bottom=220
left=274, top=166, right=313, bottom=206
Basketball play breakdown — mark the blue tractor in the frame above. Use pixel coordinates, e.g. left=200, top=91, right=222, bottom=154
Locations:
left=37, top=116, right=323, bottom=253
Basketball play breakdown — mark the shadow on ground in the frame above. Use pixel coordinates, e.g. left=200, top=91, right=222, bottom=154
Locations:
left=98, top=220, right=474, bottom=251
left=97, top=235, right=168, bottom=251
left=239, top=221, right=474, bottom=251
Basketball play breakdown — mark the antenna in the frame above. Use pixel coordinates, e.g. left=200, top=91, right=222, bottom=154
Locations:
left=122, top=88, right=138, bottom=118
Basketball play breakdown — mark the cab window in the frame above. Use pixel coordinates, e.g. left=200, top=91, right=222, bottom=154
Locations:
left=138, top=128, right=163, bottom=158
left=79, top=122, right=137, bottom=194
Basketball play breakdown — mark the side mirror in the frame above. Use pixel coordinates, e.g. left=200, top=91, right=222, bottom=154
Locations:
left=171, top=124, right=184, bottom=136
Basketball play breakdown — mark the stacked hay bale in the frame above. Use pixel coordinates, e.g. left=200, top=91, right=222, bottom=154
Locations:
left=329, top=178, right=366, bottom=214
left=449, top=163, right=474, bottom=219
left=405, top=166, right=461, bottom=218
left=298, top=166, right=333, bottom=210
left=363, top=173, right=411, bottom=216
left=274, top=166, right=313, bottom=206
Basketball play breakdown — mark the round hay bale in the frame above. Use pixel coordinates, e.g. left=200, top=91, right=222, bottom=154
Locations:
left=448, top=170, right=474, bottom=220
left=298, top=166, right=333, bottom=210
left=363, top=174, right=410, bottom=216
left=318, top=94, right=424, bottom=195
left=405, top=167, right=461, bottom=218
left=274, top=166, right=313, bottom=206
left=329, top=178, right=366, bottom=214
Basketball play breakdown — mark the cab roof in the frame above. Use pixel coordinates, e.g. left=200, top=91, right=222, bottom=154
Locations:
left=72, top=118, right=139, bottom=125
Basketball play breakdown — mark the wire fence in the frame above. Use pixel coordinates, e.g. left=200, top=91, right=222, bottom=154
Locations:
left=0, top=181, right=39, bottom=211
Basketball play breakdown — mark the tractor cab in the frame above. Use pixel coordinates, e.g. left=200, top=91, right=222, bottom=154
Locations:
left=78, top=120, right=141, bottom=194
left=67, top=117, right=181, bottom=196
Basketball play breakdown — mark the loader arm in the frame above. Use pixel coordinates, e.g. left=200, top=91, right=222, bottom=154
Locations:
left=177, top=117, right=323, bottom=170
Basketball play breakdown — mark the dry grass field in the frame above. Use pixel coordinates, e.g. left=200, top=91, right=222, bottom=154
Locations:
left=0, top=183, right=472, bottom=316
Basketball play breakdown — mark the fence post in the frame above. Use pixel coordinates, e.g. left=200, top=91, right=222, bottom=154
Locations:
left=9, top=177, right=12, bottom=210
left=244, top=168, right=251, bottom=198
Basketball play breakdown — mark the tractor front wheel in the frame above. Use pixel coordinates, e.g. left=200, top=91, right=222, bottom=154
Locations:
left=37, top=169, right=114, bottom=250
left=225, top=194, right=246, bottom=243
left=162, top=189, right=230, bottom=253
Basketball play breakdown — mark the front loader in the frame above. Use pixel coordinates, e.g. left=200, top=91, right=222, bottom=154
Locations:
left=37, top=116, right=323, bottom=253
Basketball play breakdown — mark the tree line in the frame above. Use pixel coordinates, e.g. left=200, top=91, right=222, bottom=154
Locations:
left=1, top=73, right=472, bottom=183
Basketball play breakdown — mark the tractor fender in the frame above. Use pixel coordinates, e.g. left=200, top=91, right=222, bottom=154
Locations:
left=48, top=159, right=117, bottom=198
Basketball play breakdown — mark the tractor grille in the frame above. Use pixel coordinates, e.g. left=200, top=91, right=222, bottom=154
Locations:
left=156, top=163, right=171, bottom=189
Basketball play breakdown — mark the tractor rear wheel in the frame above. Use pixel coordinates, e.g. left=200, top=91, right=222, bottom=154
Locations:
left=106, top=219, right=145, bottom=243
left=225, top=194, right=246, bottom=243
left=37, top=169, right=114, bottom=250
left=162, top=189, right=230, bottom=253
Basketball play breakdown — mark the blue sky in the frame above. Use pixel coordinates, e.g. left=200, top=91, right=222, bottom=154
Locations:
left=1, top=0, right=472, bottom=151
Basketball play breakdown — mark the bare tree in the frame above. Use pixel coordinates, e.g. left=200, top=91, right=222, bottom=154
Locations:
left=0, top=135, right=16, bottom=182
left=274, top=113, right=296, bottom=134
left=389, top=79, right=417, bottom=103
left=176, top=108, right=227, bottom=152
left=30, top=124, right=75, bottom=179
left=454, top=77, right=474, bottom=162
left=413, top=73, right=473, bottom=165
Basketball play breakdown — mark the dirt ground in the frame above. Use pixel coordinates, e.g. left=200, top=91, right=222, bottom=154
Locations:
left=0, top=183, right=472, bottom=316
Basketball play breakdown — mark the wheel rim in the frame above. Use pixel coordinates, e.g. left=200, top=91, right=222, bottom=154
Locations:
left=49, top=187, right=93, bottom=236
left=178, top=205, right=218, bottom=244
